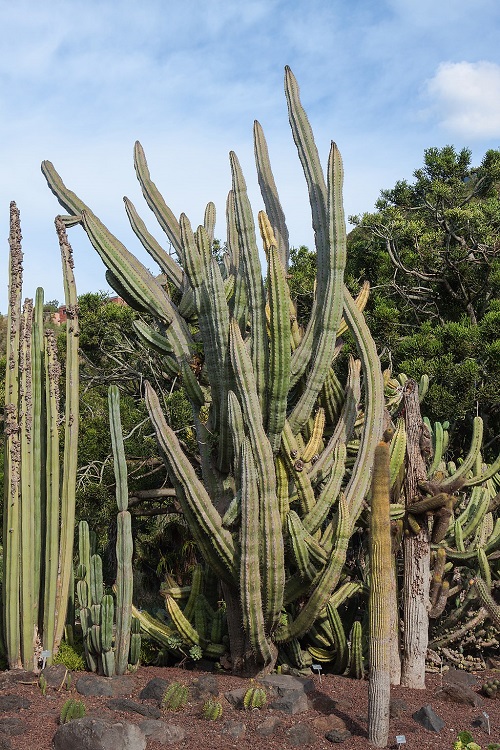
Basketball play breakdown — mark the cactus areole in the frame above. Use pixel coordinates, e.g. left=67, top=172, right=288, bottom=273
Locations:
left=42, top=68, right=385, bottom=674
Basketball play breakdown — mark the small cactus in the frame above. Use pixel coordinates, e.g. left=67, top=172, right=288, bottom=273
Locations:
left=243, top=685, right=267, bottom=709
left=60, top=698, right=86, bottom=724
left=201, top=698, right=223, bottom=720
left=161, top=682, right=189, bottom=711
left=481, top=678, right=500, bottom=697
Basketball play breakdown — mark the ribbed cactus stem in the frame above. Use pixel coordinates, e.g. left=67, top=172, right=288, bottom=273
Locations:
left=53, top=217, right=79, bottom=652
left=3, top=202, right=23, bottom=669
left=368, top=436, right=392, bottom=748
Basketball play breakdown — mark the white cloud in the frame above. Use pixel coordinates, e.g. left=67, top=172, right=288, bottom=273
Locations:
left=426, top=61, right=500, bottom=138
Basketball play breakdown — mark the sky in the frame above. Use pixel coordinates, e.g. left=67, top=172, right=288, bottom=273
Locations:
left=1, top=0, right=500, bottom=312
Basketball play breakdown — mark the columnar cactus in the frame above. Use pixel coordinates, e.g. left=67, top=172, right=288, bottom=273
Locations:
left=368, top=432, right=392, bottom=747
left=76, top=386, right=139, bottom=675
left=3, top=205, right=79, bottom=670
left=42, top=68, right=385, bottom=673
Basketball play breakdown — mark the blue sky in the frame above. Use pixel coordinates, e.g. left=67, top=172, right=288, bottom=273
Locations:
left=1, top=0, right=500, bottom=311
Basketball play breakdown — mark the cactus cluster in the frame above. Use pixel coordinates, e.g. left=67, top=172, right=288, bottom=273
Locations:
left=2, top=205, right=79, bottom=670
left=42, top=67, right=386, bottom=674
left=76, top=386, right=140, bottom=675
left=481, top=678, right=500, bottom=698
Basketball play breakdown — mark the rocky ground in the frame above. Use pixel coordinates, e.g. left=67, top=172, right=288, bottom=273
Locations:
left=0, top=663, right=498, bottom=749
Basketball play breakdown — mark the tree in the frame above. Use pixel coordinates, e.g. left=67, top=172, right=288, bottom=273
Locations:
left=345, top=146, right=500, bottom=454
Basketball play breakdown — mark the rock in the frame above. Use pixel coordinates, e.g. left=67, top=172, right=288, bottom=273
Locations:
left=0, top=736, right=11, bottom=750
left=138, top=677, right=169, bottom=702
left=222, top=720, right=246, bottom=738
left=325, top=728, right=352, bottom=744
left=0, top=695, right=30, bottom=712
left=107, top=698, right=161, bottom=718
left=76, top=674, right=137, bottom=698
left=270, top=691, right=309, bottom=714
left=223, top=687, right=247, bottom=707
left=310, top=694, right=337, bottom=714
left=286, top=723, right=317, bottom=746
left=444, top=668, right=478, bottom=687
left=190, top=674, right=219, bottom=700
left=0, top=718, right=27, bottom=736
left=40, top=664, right=69, bottom=689
left=260, top=674, right=314, bottom=715
left=389, top=698, right=408, bottom=718
left=312, top=714, right=347, bottom=733
left=53, top=717, right=146, bottom=750
left=260, top=673, right=315, bottom=696
left=139, top=720, right=186, bottom=744
left=412, top=704, right=445, bottom=733
left=256, top=716, right=282, bottom=737
left=437, top=683, right=482, bottom=706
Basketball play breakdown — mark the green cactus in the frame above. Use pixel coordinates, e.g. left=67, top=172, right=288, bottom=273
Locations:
left=42, top=68, right=388, bottom=673
left=60, top=699, right=86, bottom=724
left=368, top=434, right=392, bottom=748
left=161, top=682, right=189, bottom=711
left=243, top=685, right=267, bottom=709
left=201, top=698, right=223, bottom=720
left=348, top=621, right=365, bottom=679
left=2, top=206, right=79, bottom=670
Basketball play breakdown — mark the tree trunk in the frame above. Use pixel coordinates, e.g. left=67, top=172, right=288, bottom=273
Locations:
left=400, top=380, right=430, bottom=689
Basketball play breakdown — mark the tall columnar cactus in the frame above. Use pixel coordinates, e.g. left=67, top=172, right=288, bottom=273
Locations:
left=368, top=433, right=392, bottom=748
left=3, top=205, right=79, bottom=670
left=42, top=68, right=385, bottom=673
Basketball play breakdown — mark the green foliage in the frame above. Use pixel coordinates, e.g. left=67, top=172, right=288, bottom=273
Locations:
left=453, top=732, right=500, bottom=750
left=53, top=639, right=86, bottom=672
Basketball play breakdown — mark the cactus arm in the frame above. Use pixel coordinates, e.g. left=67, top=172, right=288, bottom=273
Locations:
left=438, top=416, right=483, bottom=492
left=229, top=320, right=284, bottom=632
left=427, top=421, right=444, bottom=479
left=42, top=330, right=61, bottom=659
left=133, top=141, right=184, bottom=256
left=80, top=210, right=189, bottom=340
left=226, top=191, right=248, bottom=331
left=303, top=443, right=346, bottom=535
left=342, top=287, right=385, bottom=522
left=280, top=420, right=316, bottom=514
left=389, top=418, right=406, bottom=489
left=471, top=576, right=500, bottom=629
left=336, top=281, right=370, bottom=338
left=31, top=289, right=44, bottom=631
left=227, top=390, right=245, bottom=490
left=240, top=438, right=274, bottom=666
left=108, top=385, right=133, bottom=675
left=144, top=381, right=236, bottom=584
left=52, top=218, right=80, bottom=652
left=309, top=356, right=361, bottom=486
left=326, top=603, right=348, bottom=674
left=464, top=451, right=500, bottom=488
left=277, top=493, right=351, bottom=641
left=3, top=203, right=23, bottom=668
left=229, top=152, right=268, bottom=415
left=19, top=299, right=35, bottom=669
left=123, top=196, right=184, bottom=290
left=288, top=142, right=346, bottom=435
left=301, top=408, right=325, bottom=463
left=286, top=511, right=319, bottom=581
left=114, top=510, right=133, bottom=674
left=253, top=120, right=290, bottom=268
left=285, top=66, right=328, bottom=386
left=204, top=202, right=216, bottom=244
left=266, top=245, right=291, bottom=453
